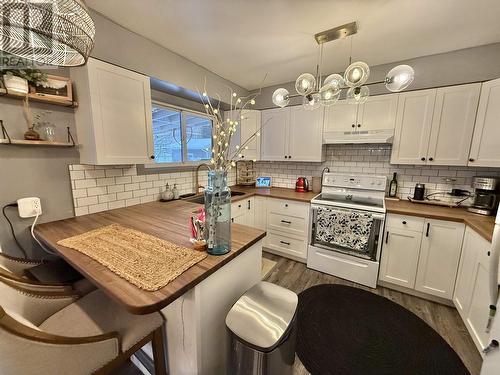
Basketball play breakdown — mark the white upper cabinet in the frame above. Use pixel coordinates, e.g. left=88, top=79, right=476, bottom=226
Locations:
left=391, top=89, right=436, bottom=165
left=261, top=106, right=324, bottom=162
left=226, top=109, right=261, bottom=161
left=71, top=58, right=153, bottom=165
left=324, top=94, right=397, bottom=133
left=427, top=83, right=481, bottom=166
left=357, top=94, right=398, bottom=131
left=324, top=100, right=358, bottom=132
left=288, top=105, right=324, bottom=162
left=261, top=107, right=289, bottom=161
left=469, top=78, right=500, bottom=167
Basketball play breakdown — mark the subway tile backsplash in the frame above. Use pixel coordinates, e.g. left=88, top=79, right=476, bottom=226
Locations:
left=69, top=164, right=235, bottom=216
left=255, top=144, right=500, bottom=199
left=69, top=144, right=500, bottom=216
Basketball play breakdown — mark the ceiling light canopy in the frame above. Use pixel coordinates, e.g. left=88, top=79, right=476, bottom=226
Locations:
left=0, top=0, right=95, bottom=67
left=272, top=21, right=415, bottom=109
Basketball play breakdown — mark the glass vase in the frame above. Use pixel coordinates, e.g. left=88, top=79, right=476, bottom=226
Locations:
left=204, top=170, right=231, bottom=255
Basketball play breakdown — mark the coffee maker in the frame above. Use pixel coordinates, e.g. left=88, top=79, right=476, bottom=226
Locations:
left=467, top=177, right=500, bottom=216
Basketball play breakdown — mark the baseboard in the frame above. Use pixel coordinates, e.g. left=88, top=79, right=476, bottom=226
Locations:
left=377, top=280, right=454, bottom=307
left=263, top=246, right=306, bottom=263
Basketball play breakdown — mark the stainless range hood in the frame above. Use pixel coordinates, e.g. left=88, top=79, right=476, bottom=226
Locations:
left=323, top=129, right=394, bottom=144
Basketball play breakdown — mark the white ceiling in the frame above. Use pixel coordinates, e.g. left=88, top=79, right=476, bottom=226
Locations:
left=87, top=0, right=500, bottom=90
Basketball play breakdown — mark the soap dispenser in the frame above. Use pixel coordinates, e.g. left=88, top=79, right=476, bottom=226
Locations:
left=162, top=183, right=174, bottom=201
left=172, top=184, right=180, bottom=200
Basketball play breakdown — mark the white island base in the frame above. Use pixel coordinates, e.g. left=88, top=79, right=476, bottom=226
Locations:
left=135, top=241, right=263, bottom=375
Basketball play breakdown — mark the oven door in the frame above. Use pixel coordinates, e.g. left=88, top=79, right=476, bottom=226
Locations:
left=310, top=204, right=385, bottom=261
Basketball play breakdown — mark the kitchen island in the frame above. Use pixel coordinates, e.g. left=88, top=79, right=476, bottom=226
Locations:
left=35, top=199, right=266, bottom=375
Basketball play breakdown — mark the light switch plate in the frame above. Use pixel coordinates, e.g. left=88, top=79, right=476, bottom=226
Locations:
left=17, top=197, right=42, bottom=218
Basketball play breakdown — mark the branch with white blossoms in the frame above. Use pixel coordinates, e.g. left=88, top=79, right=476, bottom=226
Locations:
left=197, top=77, right=267, bottom=172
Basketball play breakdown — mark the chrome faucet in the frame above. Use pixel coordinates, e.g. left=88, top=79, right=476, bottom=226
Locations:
left=321, top=167, right=330, bottom=186
left=195, top=163, right=210, bottom=194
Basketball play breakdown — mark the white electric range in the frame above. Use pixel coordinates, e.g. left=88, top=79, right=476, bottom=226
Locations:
left=307, top=173, right=387, bottom=288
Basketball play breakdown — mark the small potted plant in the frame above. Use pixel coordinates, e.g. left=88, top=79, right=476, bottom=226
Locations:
left=1, top=69, right=48, bottom=95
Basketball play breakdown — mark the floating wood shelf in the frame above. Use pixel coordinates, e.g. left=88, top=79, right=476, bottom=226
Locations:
left=0, top=139, right=75, bottom=147
left=0, top=121, right=76, bottom=148
left=0, top=88, right=78, bottom=108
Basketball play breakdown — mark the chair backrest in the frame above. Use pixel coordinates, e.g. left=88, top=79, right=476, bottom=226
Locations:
left=0, top=252, right=41, bottom=276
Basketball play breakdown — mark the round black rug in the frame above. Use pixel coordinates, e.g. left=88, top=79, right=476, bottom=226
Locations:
left=297, top=284, right=469, bottom=375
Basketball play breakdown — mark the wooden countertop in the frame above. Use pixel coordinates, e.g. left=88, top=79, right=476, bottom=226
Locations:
left=34, top=200, right=266, bottom=315
left=230, top=186, right=317, bottom=203
left=385, top=199, right=495, bottom=242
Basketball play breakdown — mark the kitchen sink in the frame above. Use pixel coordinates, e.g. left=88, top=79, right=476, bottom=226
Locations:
left=183, top=191, right=246, bottom=205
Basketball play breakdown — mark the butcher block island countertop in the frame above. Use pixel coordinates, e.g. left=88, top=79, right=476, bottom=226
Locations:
left=34, top=200, right=266, bottom=314
left=385, top=199, right=495, bottom=242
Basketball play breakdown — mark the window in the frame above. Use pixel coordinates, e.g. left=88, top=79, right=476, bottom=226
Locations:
left=151, top=102, right=213, bottom=165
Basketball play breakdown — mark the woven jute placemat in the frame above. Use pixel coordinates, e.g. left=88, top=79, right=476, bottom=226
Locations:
left=57, top=224, right=207, bottom=291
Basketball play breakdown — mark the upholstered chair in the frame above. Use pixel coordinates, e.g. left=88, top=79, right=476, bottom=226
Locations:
left=0, top=274, right=167, bottom=375
left=0, top=252, right=95, bottom=295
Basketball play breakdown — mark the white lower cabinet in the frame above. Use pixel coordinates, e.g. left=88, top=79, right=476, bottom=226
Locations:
left=380, top=215, right=465, bottom=301
left=453, top=226, right=492, bottom=352
left=415, top=219, right=465, bottom=299
left=263, top=198, right=310, bottom=262
left=379, top=227, right=422, bottom=288
left=231, top=197, right=254, bottom=226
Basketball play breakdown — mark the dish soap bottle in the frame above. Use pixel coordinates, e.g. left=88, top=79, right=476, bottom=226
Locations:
left=162, top=183, right=174, bottom=201
left=172, top=184, right=180, bottom=200
left=389, top=172, right=398, bottom=197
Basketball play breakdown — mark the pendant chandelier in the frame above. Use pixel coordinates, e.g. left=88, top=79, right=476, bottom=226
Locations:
left=272, top=22, right=415, bottom=109
left=0, top=0, right=95, bottom=67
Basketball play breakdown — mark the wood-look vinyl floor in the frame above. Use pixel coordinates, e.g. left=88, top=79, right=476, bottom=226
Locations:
left=112, top=253, right=482, bottom=375
left=262, top=253, right=482, bottom=375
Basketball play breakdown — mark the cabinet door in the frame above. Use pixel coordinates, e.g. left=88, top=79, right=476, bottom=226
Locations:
left=240, top=110, right=261, bottom=161
left=453, top=227, right=484, bottom=319
left=427, top=84, right=481, bottom=166
left=253, top=196, right=267, bottom=231
left=379, top=228, right=422, bottom=288
left=357, top=94, right=398, bottom=131
left=288, top=106, right=324, bottom=162
left=390, top=89, right=436, bottom=165
left=469, top=78, right=500, bottom=167
left=465, top=241, right=492, bottom=351
left=323, top=100, right=358, bottom=132
left=260, top=108, right=289, bottom=161
left=415, top=219, right=465, bottom=299
left=87, top=58, right=153, bottom=164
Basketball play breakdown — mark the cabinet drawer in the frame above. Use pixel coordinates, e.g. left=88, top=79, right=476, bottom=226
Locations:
left=268, top=213, right=308, bottom=237
left=265, top=231, right=307, bottom=259
left=386, top=214, right=424, bottom=232
left=267, top=198, right=309, bottom=219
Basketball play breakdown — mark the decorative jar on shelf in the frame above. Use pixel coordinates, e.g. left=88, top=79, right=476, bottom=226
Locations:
left=204, top=170, right=231, bottom=255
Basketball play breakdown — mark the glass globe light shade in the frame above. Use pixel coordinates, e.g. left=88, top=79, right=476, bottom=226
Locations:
left=295, top=73, right=316, bottom=96
left=319, top=83, right=341, bottom=106
left=346, top=86, right=370, bottom=104
left=272, top=88, right=290, bottom=108
left=385, top=65, right=415, bottom=92
left=303, top=93, right=321, bottom=111
left=344, top=61, right=370, bottom=87
left=323, top=73, right=345, bottom=90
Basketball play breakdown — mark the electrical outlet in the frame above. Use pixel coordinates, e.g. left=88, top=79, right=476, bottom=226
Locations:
left=17, top=197, right=42, bottom=218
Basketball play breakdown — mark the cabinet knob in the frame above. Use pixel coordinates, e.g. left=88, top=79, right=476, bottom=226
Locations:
left=402, top=221, right=407, bottom=224
left=351, top=124, right=355, bottom=128
left=284, top=155, right=288, bottom=159
left=429, top=157, right=434, bottom=161
left=289, top=155, right=292, bottom=159
left=357, top=124, right=361, bottom=128
left=241, top=155, right=245, bottom=158
left=469, top=158, right=475, bottom=162
left=150, top=155, right=155, bottom=160
left=421, top=157, right=426, bottom=161
left=285, top=204, right=288, bottom=207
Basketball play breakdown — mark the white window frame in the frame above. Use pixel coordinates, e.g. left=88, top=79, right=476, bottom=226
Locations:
left=145, top=101, right=214, bottom=169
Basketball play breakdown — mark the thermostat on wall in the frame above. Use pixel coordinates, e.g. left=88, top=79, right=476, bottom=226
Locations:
left=256, top=177, right=272, bottom=188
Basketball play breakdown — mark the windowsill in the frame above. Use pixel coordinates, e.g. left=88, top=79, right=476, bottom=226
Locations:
left=137, top=161, right=211, bottom=174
